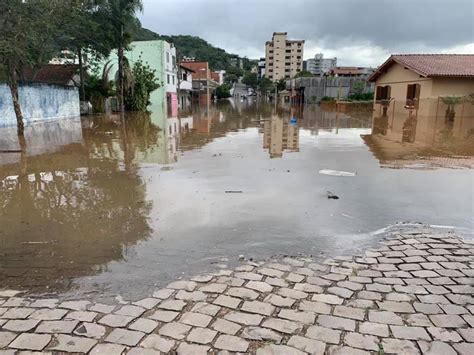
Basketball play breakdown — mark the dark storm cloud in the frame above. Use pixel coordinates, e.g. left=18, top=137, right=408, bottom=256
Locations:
left=139, top=0, right=474, bottom=66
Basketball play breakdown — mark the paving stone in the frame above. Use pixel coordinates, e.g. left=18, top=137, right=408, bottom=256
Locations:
left=9, top=334, right=51, bottom=351
left=224, top=311, right=263, bottom=325
left=406, top=313, right=433, bottom=327
left=278, top=309, right=315, bottom=324
left=226, top=287, right=259, bottom=300
left=286, top=273, right=305, bottom=283
left=191, top=274, right=214, bottom=283
left=241, top=300, right=275, bottom=316
left=212, top=318, right=241, bottom=335
left=374, top=277, right=405, bottom=285
left=213, top=295, right=241, bottom=309
left=358, top=322, right=389, bottom=337
left=390, top=325, right=431, bottom=340
left=158, top=322, right=191, bottom=340
left=65, top=311, right=97, bottom=322
left=98, top=314, right=134, bottom=327
left=307, top=276, right=332, bottom=287
left=357, top=291, right=382, bottom=301
left=148, top=310, right=178, bottom=322
left=295, top=267, right=315, bottom=276
left=0, top=331, right=17, bottom=348
left=368, top=310, right=403, bottom=325
left=105, top=328, right=144, bottom=346
left=349, top=276, right=372, bottom=284
left=129, top=318, right=158, bottom=333
left=312, top=294, right=343, bottom=305
left=394, top=284, right=428, bottom=294
left=399, top=263, right=422, bottom=271
left=327, top=345, right=371, bottom=355
left=216, top=276, right=245, bottom=287
left=132, top=298, right=160, bottom=309
left=262, top=318, right=302, bottom=334
left=265, top=294, right=295, bottom=307
left=446, top=294, right=473, bottom=305
left=277, top=288, right=308, bottom=300
left=234, top=272, right=263, bottom=281
left=214, top=334, right=249, bottom=352
left=1, top=308, right=35, bottom=319
left=140, top=334, right=175, bottom=352
left=317, top=315, right=355, bottom=331
left=186, top=327, right=217, bottom=344
left=294, top=283, right=324, bottom=293
left=462, top=314, right=474, bottom=327
left=265, top=263, right=292, bottom=272
left=429, top=314, right=467, bottom=328
left=333, top=306, right=365, bottom=320
left=418, top=294, right=450, bottom=304
left=2, top=298, right=30, bottom=307
left=180, top=312, right=212, bottom=327
left=299, top=300, right=331, bottom=314
left=246, top=280, right=273, bottom=293
left=337, top=281, right=364, bottom=291
left=256, top=344, right=306, bottom=355
left=377, top=301, right=415, bottom=313
left=287, top=335, right=326, bottom=354
left=29, top=308, right=68, bottom=321
left=74, top=322, right=106, bottom=339
left=157, top=299, right=186, bottom=311
left=235, top=264, right=255, bottom=272
left=191, top=302, right=221, bottom=316
left=167, top=280, right=197, bottom=291
left=458, top=328, right=474, bottom=342
left=322, top=273, right=347, bottom=282
left=344, top=332, right=379, bottom=351
left=418, top=341, right=456, bottom=355
left=357, top=270, right=383, bottom=278
left=89, top=303, right=115, bottom=314
left=413, top=302, right=442, bottom=314
left=128, top=347, right=161, bottom=355
left=307, top=325, right=343, bottom=345
left=366, top=283, right=392, bottom=293
left=3, top=319, right=40, bottom=332
left=241, top=326, right=283, bottom=343
left=381, top=338, right=420, bottom=354
left=327, top=287, right=353, bottom=298
left=58, top=300, right=90, bottom=311
left=0, top=290, right=21, bottom=298
left=49, top=334, right=96, bottom=353
left=427, top=327, right=463, bottom=342
left=89, top=343, right=126, bottom=354
left=36, top=320, right=78, bottom=334
left=152, top=288, right=174, bottom=299
left=29, top=299, right=58, bottom=309
left=177, top=342, right=210, bottom=355
left=453, top=343, right=474, bottom=355
left=115, top=305, right=146, bottom=317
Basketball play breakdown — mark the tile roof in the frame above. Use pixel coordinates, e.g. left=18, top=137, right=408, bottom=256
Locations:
left=22, top=64, right=79, bottom=86
left=369, top=54, right=474, bottom=81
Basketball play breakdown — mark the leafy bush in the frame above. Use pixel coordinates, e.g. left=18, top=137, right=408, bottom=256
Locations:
left=125, top=58, right=160, bottom=111
left=216, top=84, right=232, bottom=99
left=321, top=96, right=335, bottom=101
left=347, top=92, right=374, bottom=101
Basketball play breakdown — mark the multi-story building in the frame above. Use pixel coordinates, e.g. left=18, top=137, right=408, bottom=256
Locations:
left=258, top=58, right=266, bottom=78
left=265, top=32, right=304, bottom=82
left=180, top=61, right=219, bottom=103
left=164, top=42, right=178, bottom=112
left=307, top=53, right=337, bottom=76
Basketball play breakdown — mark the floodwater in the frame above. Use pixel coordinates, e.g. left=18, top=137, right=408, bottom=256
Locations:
left=0, top=99, right=473, bottom=301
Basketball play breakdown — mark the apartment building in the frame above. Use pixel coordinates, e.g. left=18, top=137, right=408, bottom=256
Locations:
left=307, top=53, right=337, bottom=75
left=265, top=32, right=304, bottom=82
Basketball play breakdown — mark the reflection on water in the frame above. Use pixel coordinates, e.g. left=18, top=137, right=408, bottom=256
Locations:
left=363, top=97, right=474, bottom=169
left=0, top=100, right=472, bottom=297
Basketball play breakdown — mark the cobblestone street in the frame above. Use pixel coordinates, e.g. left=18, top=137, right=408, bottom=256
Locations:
left=0, top=225, right=473, bottom=354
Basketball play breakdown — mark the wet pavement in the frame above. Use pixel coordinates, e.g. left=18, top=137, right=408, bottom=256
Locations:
left=0, top=100, right=473, bottom=301
left=0, top=224, right=472, bottom=354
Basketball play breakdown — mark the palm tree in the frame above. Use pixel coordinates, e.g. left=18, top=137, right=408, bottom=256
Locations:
left=441, top=95, right=463, bottom=129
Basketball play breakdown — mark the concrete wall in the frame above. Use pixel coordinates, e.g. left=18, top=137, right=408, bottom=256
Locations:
left=0, top=83, right=80, bottom=127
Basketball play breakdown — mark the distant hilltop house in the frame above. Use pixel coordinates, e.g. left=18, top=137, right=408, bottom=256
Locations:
left=0, top=64, right=80, bottom=126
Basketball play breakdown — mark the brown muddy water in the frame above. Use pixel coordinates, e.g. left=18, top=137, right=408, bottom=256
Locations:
left=0, top=100, right=473, bottom=301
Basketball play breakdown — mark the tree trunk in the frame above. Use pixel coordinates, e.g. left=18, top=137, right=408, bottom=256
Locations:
left=78, top=47, right=85, bottom=101
left=7, top=66, right=25, bottom=136
left=118, top=26, right=125, bottom=113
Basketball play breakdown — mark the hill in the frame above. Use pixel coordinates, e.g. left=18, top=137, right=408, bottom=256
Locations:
left=133, top=26, right=257, bottom=72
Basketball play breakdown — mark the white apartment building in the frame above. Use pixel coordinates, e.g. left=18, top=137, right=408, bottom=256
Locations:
left=307, top=53, right=337, bottom=76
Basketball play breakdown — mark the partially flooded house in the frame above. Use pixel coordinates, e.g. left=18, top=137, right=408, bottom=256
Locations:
left=364, top=54, right=474, bottom=168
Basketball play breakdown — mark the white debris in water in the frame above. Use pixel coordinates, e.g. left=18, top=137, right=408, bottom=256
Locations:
left=319, top=169, right=356, bottom=177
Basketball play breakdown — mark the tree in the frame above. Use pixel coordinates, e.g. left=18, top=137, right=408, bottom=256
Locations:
left=224, top=73, right=239, bottom=84
left=215, top=84, right=232, bottom=99
left=242, top=72, right=258, bottom=89
left=294, top=70, right=313, bottom=78
left=276, top=78, right=287, bottom=92
left=125, top=57, right=160, bottom=111
left=258, top=77, right=274, bottom=95
left=102, top=0, right=143, bottom=113
left=0, top=0, right=70, bottom=136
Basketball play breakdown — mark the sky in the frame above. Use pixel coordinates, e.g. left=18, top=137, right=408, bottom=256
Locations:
left=138, top=0, right=474, bottom=67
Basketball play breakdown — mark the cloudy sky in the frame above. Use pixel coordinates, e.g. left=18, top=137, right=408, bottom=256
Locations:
left=139, top=0, right=474, bottom=67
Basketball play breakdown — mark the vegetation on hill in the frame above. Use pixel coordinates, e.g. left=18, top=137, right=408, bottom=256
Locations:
left=134, top=25, right=257, bottom=72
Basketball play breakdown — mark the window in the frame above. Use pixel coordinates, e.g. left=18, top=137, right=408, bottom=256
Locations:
left=285, top=56, right=290, bottom=60
left=183, top=72, right=188, bottom=81
left=166, top=52, right=170, bottom=63
left=406, top=84, right=420, bottom=108
left=286, top=50, right=291, bottom=53
left=172, top=75, right=175, bottom=85
left=172, top=55, right=176, bottom=67
left=167, top=74, right=170, bottom=84
left=375, top=85, right=391, bottom=101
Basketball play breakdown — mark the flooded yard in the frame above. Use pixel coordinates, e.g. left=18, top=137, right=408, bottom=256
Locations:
left=1, top=100, right=473, bottom=301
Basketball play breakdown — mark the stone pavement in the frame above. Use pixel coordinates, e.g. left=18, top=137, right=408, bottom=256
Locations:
left=0, top=226, right=473, bottom=354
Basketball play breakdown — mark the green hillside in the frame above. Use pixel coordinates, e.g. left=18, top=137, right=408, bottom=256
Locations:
left=133, top=26, right=257, bottom=72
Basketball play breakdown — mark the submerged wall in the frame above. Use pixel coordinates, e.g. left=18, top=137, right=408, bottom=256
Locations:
left=0, top=83, right=80, bottom=127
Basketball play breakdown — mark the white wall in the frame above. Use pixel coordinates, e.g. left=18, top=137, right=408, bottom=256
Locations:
left=164, top=42, right=177, bottom=94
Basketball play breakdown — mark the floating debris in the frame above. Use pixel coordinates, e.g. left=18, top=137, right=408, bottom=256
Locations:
left=327, top=191, right=339, bottom=199
left=319, top=169, right=356, bottom=177
left=225, top=190, right=243, bottom=193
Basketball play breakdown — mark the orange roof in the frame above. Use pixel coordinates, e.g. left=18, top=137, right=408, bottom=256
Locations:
left=369, top=54, right=474, bottom=81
